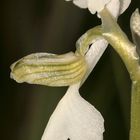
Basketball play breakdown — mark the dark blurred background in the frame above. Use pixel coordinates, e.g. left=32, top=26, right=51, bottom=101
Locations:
left=1, top=0, right=140, bottom=140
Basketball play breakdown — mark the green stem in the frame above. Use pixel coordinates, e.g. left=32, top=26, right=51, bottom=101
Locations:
left=100, top=8, right=140, bottom=140
left=130, top=81, right=140, bottom=140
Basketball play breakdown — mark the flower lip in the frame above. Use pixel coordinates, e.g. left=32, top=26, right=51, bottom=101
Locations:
left=41, top=83, right=104, bottom=140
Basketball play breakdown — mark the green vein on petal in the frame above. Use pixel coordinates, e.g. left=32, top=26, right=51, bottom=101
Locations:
left=10, top=52, right=87, bottom=86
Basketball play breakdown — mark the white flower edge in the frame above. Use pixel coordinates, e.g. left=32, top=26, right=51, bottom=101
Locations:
left=41, top=83, right=104, bottom=140
left=66, top=0, right=131, bottom=17
left=82, top=38, right=108, bottom=84
left=119, top=0, right=131, bottom=14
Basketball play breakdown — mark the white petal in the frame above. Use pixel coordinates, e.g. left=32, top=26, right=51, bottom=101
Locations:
left=107, top=0, right=131, bottom=16
left=87, top=0, right=110, bottom=14
left=88, top=0, right=120, bottom=18
left=87, top=0, right=129, bottom=17
left=119, top=0, right=131, bottom=14
left=66, top=0, right=131, bottom=17
left=82, top=39, right=108, bottom=84
left=95, top=0, right=120, bottom=18
left=41, top=83, right=104, bottom=140
left=73, top=0, right=88, bottom=8
left=106, top=0, right=120, bottom=18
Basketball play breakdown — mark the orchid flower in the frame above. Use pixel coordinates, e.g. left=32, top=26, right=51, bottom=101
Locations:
left=10, top=29, right=106, bottom=140
left=10, top=0, right=131, bottom=140
left=66, top=0, right=131, bottom=17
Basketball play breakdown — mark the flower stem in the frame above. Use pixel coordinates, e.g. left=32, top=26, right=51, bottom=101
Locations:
left=130, top=81, right=140, bottom=140
left=100, top=8, right=140, bottom=140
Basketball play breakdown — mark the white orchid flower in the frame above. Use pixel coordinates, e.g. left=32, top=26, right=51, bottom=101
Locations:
left=10, top=0, right=131, bottom=140
left=10, top=28, right=107, bottom=140
left=41, top=35, right=108, bottom=140
left=64, top=0, right=131, bottom=83
left=41, top=1, right=131, bottom=140
left=66, top=0, right=131, bottom=17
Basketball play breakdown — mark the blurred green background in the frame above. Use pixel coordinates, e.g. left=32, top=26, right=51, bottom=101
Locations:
left=1, top=0, right=140, bottom=140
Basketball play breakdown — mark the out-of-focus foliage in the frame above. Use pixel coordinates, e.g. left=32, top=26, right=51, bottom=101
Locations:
left=0, top=0, right=140, bottom=140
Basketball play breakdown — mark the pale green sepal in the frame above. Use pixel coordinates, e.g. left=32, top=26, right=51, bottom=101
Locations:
left=10, top=52, right=87, bottom=86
